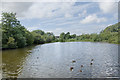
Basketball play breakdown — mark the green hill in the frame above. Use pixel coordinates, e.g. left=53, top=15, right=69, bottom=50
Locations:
left=99, top=23, right=119, bottom=44
left=66, top=22, right=120, bottom=44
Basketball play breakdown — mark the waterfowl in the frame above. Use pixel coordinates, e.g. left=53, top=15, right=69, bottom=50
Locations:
left=70, top=67, right=74, bottom=71
left=72, top=60, right=76, bottom=63
left=81, top=65, right=83, bottom=67
left=90, top=63, right=93, bottom=65
left=79, top=70, right=82, bottom=72
left=91, top=59, right=94, bottom=61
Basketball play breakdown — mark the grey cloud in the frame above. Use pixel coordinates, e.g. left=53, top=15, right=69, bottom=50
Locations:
left=1, top=2, right=33, bottom=17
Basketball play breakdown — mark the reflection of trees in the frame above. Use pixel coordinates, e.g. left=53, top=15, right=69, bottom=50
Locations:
left=2, top=45, right=35, bottom=78
left=118, top=46, right=120, bottom=77
left=0, top=28, right=2, bottom=79
left=0, top=51, right=2, bottom=80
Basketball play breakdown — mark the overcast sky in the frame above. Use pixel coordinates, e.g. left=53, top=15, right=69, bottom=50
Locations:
left=0, top=0, right=118, bottom=35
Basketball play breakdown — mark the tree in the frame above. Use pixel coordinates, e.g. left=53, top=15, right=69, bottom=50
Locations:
left=65, top=32, right=70, bottom=39
left=32, top=30, right=45, bottom=35
left=15, top=34, right=27, bottom=48
left=60, top=32, right=65, bottom=42
left=7, top=37, right=17, bottom=48
left=34, top=35, right=45, bottom=44
left=24, top=30, right=34, bottom=45
left=71, top=34, right=76, bottom=38
left=1, top=12, right=34, bottom=49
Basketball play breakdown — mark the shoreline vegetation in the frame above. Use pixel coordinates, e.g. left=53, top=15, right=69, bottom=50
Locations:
left=0, top=12, right=119, bottom=50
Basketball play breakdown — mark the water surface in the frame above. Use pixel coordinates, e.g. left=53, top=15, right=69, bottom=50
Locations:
left=2, top=42, right=120, bottom=78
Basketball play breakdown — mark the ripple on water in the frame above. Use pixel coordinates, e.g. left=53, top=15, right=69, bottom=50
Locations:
left=2, top=42, right=120, bottom=78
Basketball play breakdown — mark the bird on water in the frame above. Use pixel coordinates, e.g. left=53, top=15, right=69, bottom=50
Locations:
left=91, top=59, right=94, bottom=61
left=80, top=70, right=82, bottom=72
left=81, top=65, right=83, bottom=67
left=90, top=59, right=94, bottom=65
left=90, top=63, right=93, bottom=65
left=70, top=67, right=74, bottom=71
left=72, top=60, right=76, bottom=63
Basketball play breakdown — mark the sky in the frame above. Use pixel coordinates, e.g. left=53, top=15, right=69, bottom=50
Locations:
left=0, top=0, right=119, bottom=36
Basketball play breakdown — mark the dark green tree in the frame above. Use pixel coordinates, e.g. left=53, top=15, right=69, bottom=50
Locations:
left=59, top=32, right=65, bottom=42
left=1, top=12, right=34, bottom=49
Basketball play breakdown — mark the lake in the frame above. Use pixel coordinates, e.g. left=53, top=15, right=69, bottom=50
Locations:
left=2, top=42, right=120, bottom=78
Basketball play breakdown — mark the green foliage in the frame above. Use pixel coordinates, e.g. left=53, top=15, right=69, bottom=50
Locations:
left=31, top=30, right=55, bottom=44
left=71, top=34, right=76, bottom=38
left=58, top=23, right=119, bottom=44
left=1, top=12, right=34, bottom=49
left=32, top=30, right=45, bottom=35
left=0, top=28, right=2, bottom=47
left=59, top=32, right=65, bottom=42
left=45, top=32, right=55, bottom=43
left=99, top=23, right=119, bottom=44
left=65, top=32, right=70, bottom=39
left=7, top=37, right=17, bottom=48
left=59, top=32, right=73, bottom=42
left=34, top=35, right=45, bottom=44
left=24, top=30, right=34, bottom=46
left=1, top=12, right=119, bottom=50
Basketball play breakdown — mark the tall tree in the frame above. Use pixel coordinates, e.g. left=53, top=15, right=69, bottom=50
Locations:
left=1, top=12, right=34, bottom=49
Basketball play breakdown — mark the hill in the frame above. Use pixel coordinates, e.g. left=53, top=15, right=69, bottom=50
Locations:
left=99, top=23, right=119, bottom=44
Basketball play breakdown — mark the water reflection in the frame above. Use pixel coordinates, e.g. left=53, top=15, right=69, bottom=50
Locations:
left=0, top=50, right=2, bottom=79
left=2, top=45, right=36, bottom=78
left=2, top=42, right=120, bottom=78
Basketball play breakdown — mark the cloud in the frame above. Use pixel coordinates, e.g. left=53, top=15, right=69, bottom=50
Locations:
left=0, top=2, right=117, bottom=36
left=64, top=13, right=73, bottom=18
left=98, top=0, right=118, bottom=14
left=21, top=2, right=76, bottom=19
left=80, top=14, right=107, bottom=24
left=51, top=28, right=64, bottom=35
left=1, top=2, right=33, bottom=17
left=49, top=24, right=109, bottom=36
left=27, top=26, right=40, bottom=31
left=78, top=10, right=87, bottom=17
left=23, top=2, right=92, bottom=19
left=1, top=0, right=77, bottom=2
left=1, top=0, right=119, bottom=2
left=1, top=2, right=94, bottom=19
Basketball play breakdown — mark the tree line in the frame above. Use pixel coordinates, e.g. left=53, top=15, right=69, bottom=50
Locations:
left=0, top=12, right=57, bottom=49
left=59, top=23, right=119, bottom=44
left=0, top=12, right=119, bottom=49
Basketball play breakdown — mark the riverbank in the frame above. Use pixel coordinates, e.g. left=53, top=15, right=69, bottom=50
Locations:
left=2, top=40, right=119, bottom=51
left=63, top=40, right=119, bottom=44
left=2, top=41, right=57, bottom=50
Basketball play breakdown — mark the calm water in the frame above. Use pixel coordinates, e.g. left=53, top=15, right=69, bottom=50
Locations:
left=2, top=42, right=120, bottom=78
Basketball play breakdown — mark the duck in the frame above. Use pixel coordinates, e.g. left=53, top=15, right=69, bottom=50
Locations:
left=81, top=65, right=83, bottom=67
left=79, top=70, right=82, bottom=72
left=90, top=63, right=93, bottom=65
left=72, top=60, right=76, bottom=63
left=91, top=59, right=94, bottom=61
left=70, top=67, right=74, bottom=71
